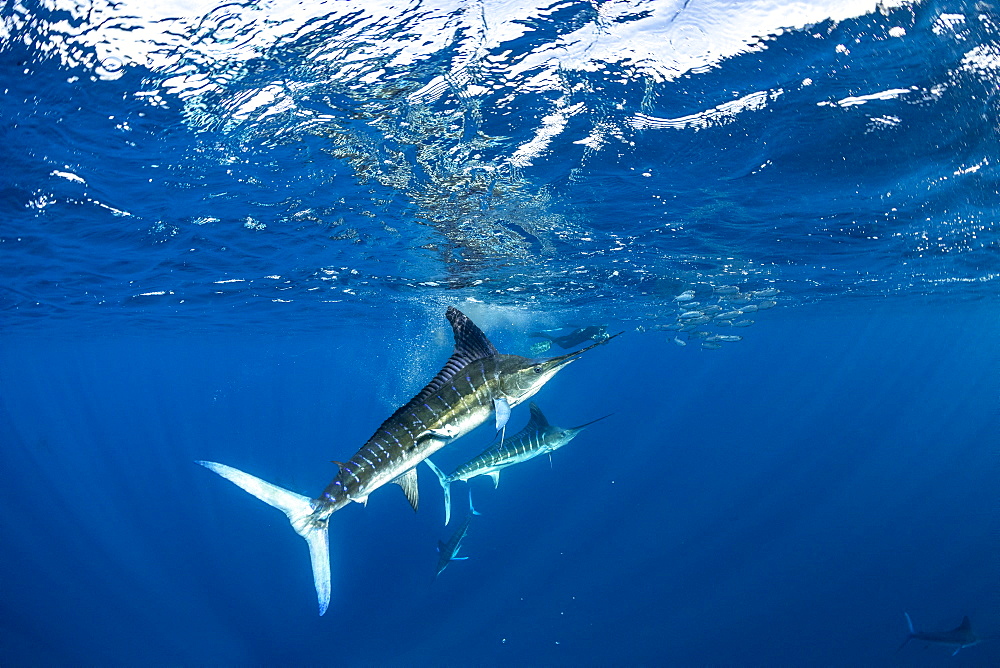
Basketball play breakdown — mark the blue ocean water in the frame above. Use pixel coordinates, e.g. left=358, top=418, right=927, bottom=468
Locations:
left=2, top=0, right=998, bottom=665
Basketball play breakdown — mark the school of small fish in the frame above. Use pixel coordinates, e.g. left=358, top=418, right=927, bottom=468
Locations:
left=638, top=285, right=779, bottom=350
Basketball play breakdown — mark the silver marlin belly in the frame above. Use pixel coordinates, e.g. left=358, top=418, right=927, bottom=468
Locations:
left=424, top=402, right=610, bottom=523
left=198, top=307, right=617, bottom=614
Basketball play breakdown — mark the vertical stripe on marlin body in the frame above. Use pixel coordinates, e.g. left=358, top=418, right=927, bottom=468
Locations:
left=198, top=306, right=619, bottom=614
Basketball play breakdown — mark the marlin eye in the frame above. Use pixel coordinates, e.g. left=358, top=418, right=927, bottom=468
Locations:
left=533, top=365, right=543, bottom=374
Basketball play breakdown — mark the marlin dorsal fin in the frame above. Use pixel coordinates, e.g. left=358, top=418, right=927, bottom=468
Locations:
left=447, top=306, right=499, bottom=362
left=366, top=308, right=500, bottom=438
left=415, top=307, right=497, bottom=400
left=958, top=616, right=972, bottom=631
left=399, top=308, right=497, bottom=409
left=392, top=467, right=419, bottom=512
left=526, top=402, right=550, bottom=430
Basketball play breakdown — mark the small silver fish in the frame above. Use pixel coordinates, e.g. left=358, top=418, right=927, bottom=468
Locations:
left=740, top=304, right=759, bottom=313
left=752, top=288, right=779, bottom=297
left=674, top=290, right=696, bottom=302
left=701, top=341, right=722, bottom=350
left=757, top=300, right=777, bottom=310
left=714, top=310, right=742, bottom=321
left=672, top=336, right=687, bottom=347
left=732, top=319, right=755, bottom=327
left=714, top=285, right=739, bottom=295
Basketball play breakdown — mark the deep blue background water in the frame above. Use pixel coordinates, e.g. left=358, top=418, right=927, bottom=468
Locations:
left=2, top=305, right=998, bottom=665
left=3, top=0, right=1000, bottom=665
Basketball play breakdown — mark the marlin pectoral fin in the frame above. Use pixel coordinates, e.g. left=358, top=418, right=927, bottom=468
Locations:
left=494, top=397, right=510, bottom=432
left=452, top=556, right=469, bottom=561
left=354, top=494, right=369, bottom=506
left=392, top=467, right=419, bottom=512
left=488, top=470, right=500, bottom=488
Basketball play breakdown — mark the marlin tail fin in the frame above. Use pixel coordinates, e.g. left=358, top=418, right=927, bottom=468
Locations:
left=197, top=461, right=331, bottom=615
left=897, top=612, right=915, bottom=652
left=423, top=458, right=452, bottom=525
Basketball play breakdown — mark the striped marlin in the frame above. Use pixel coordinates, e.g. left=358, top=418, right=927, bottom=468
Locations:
left=198, top=306, right=617, bottom=614
left=435, top=490, right=481, bottom=577
left=900, top=613, right=982, bottom=656
left=424, top=402, right=611, bottom=524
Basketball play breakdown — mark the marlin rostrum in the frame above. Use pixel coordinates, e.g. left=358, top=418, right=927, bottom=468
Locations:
left=198, top=306, right=617, bottom=614
left=424, top=401, right=611, bottom=524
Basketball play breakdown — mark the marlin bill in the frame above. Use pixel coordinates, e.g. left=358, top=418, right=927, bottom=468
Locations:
left=198, top=307, right=618, bottom=614
left=425, top=402, right=611, bottom=524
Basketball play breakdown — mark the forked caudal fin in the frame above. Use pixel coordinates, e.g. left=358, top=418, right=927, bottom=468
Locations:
left=197, top=461, right=331, bottom=615
left=423, top=458, right=452, bottom=525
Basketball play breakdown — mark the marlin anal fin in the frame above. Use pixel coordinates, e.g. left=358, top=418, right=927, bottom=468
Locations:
left=196, top=461, right=331, bottom=616
left=392, top=467, right=419, bottom=512
left=488, top=470, right=500, bottom=488
left=423, top=458, right=453, bottom=525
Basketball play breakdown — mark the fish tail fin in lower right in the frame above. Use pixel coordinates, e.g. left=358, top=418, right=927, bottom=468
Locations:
left=897, top=612, right=915, bottom=652
left=423, top=458, right=452, bottom=525
left=197, top=460, right=331, bottom=615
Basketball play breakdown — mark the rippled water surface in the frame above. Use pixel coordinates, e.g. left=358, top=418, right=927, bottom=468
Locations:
left=5, top=0, right=999, bottom=330
left=2, top=0, right=998, bottom=665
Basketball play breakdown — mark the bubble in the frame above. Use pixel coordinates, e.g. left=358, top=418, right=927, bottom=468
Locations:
left=96, top=56, right=125, bottom=80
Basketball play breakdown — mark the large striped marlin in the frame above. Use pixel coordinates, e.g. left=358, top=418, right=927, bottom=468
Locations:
left=435, top=490, right=480, bottom=577
left=424, top=402, right=611, bottom=524
left=198, top=306, right=617, bottom=615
